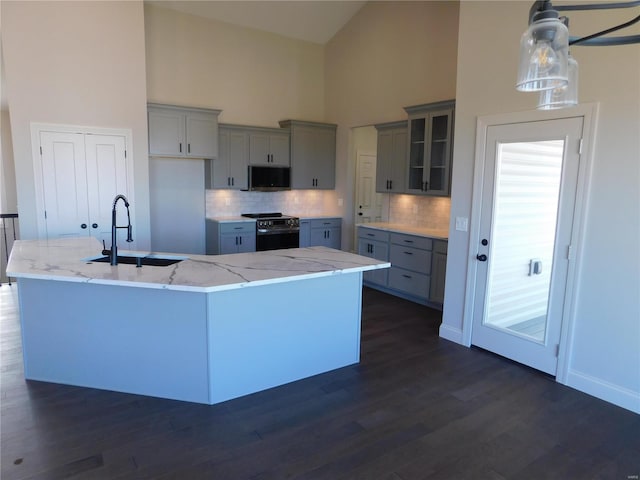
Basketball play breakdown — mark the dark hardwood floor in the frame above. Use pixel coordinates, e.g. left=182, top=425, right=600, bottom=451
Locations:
left=1, top=283, right=638, bottom=479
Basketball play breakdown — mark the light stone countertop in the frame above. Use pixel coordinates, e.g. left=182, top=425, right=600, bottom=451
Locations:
left=358, top=222, right=449, bottom=240
left=206, top=216, right=256, bottom=223
left=7, top=237, right=390, bottom=293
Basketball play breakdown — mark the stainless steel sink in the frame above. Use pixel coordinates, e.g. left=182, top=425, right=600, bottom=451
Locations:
left=86, top=255, right=186, bottom=267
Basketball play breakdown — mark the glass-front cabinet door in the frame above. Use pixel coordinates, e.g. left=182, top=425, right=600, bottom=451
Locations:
left=405, top=100, right=454, bottom=196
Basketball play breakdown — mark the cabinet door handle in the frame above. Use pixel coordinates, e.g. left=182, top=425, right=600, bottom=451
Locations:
left=404, top=240, right=414, bottom=243
left=402, top=274, right=412, bottom=279
left=239, top=236, right=242, bottom=245
left=179, top=143, right=182, bottom=153
left=367, top=233, right=375, bottom=237
left=403, top=251, right=413, bottom=255
left=389, top=180, right=392, bottom=190
left=227, top=177, right=231, bottom=186
left=188, top=143, right=191, bottom=154
left=231, top=177, right=234, bottom=186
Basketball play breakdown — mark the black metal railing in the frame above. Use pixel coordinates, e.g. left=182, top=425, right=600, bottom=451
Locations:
left=1, top=214, right=19, bottom=285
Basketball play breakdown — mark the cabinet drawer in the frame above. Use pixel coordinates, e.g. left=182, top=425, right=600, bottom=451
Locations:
left=389, top=267, right=430, bottom=299
left=220, top=222, right=255, bottom=234
left=433, top=240, right=448, bottom=254
left=358, top=227, right=390, bottom=243
left=390, top=233, right=432, bottom=251
left=390, top=244, right=432, bottom=274
left=310, top=218, right=341, bottom=229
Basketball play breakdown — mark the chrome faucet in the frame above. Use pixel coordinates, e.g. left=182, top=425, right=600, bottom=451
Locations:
left=108, top=194, right=133, bottom=265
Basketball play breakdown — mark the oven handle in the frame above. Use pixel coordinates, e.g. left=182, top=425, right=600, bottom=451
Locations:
left=257, top=229, right=300, bottom=235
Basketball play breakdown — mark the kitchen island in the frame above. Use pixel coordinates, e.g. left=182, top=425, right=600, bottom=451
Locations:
left=7, top=237, right=390, bottom=404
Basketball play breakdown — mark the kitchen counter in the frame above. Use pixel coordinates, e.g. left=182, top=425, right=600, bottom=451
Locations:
left=206, top=216, right=256, bottom=223
left=8, top=236, right=388, bottom=293
left=359, top=222, right=449, bottom=240
left=9, top=236, right=389, bottom=405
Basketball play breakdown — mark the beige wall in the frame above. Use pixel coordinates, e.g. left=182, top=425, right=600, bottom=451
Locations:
left=446, top=1, right=640, bottom=411
left=1, top=110, right=17, bottom=214
left=325, top=1, right=460, bottom=250
left=144, top=4, right=325, bottom=127
left=2, top=0, right=151, bottom=247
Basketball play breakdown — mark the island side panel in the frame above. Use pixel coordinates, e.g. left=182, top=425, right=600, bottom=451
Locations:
left=207, top=272, right=363, bottom=404
left=17, top=278, right=210, bottom=404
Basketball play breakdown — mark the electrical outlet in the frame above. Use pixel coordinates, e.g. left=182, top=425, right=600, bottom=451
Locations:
left=412, top=205, right=418, bottom=214
left=338, top=198, right=343, bottom=207
left=225, top=198, right=231, bottom=206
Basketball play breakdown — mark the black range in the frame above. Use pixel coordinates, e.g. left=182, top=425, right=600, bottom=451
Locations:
left=241, top=213, right=300, bottom=251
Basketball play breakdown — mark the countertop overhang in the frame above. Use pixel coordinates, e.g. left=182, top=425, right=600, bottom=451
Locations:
left=359, top=222, right=449, bottom=240
left=7, top=237, right=390, bottom=293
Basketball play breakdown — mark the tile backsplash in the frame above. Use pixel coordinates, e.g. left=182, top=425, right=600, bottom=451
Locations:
left=207, top=190, right=450, bottom=231
left=206, top=189, right=336, bottom=217
left=388, top=194, right=450, bottom=231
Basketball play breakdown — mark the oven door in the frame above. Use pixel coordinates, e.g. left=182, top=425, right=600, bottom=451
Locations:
left=256, top=231, right=300, bottom=251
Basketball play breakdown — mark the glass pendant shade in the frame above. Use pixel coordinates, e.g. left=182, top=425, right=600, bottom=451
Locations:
left=516, top=18, right=570, bottom=92
left=538, top=55, right=579, bottom=109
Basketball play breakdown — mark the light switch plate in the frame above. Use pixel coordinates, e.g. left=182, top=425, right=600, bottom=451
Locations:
left=338, top=198, right=343, bottom=206
left=455, top=216, right=468, bottom=232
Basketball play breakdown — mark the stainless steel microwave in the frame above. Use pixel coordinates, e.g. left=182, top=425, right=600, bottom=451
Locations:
left=247, top=165, right=291, bottom=191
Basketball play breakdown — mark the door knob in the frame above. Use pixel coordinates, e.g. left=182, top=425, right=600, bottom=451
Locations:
left=476, top=254, right=487, bottom=262
left=358, top=212, right=363, bottom=216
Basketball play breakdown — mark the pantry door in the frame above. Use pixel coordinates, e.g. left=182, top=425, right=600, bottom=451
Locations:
left=470, top=116, right=583, bottom=375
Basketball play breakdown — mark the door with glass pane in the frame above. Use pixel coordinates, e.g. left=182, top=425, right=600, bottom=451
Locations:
left=471, top=117, right=583, bottom=375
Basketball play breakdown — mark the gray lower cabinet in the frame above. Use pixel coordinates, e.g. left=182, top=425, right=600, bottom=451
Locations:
left=357, top=227, right=390, bottom=287
left=429, top=240, right=448, bottom=305
left=309, top=218, right=341, bottom=249
left=299, top=217, right=341, bottom=249
left=280, top=120, right=337, bottom=189
left=388, top=233, right=433, bottom=302
left=206, top=125, right=248, bottom=189
left=206, top=220, right=256, bottom=254
left=358, top=225, right=447, bottom=309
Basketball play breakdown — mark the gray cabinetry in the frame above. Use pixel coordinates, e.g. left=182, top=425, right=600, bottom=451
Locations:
left=280, top=120, right=337, bottom=189
left=388, top=233, right=432, bottom=302
left=148, top=104, right=221, bottom=159
left=309, top=218, right=341, bottom=249
left=404, top=100, right=454, bottom=196
left=248, top=127, right=290, bottom=166
left=429, top=240, right=448, bottom=305
left=357, top=227, right=390, bottom=287
left=207, top=125, right=248, bottom=190
left=375, top=121, right=407, bottom=193
left=206, top=220, right=256, bottom=255
left=358, top=225, right=447, bottom=309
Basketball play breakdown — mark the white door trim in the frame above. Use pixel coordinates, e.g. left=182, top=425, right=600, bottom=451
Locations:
left=31, top=123, right=135, bottom=240
left=461, top=103, right=599, bottom=384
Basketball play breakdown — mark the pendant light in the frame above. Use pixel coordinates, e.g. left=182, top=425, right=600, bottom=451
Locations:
left=516, top=6, right=569, bottom=92
left=538, top=53, right=578, bottom=109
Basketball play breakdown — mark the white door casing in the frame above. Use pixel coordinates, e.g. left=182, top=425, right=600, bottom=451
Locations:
left=32, top=124, right=135, bottom=248
left=463, top=105, right=597, bottom=382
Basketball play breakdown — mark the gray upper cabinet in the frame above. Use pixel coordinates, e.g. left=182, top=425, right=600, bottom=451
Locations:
left=207, top=125, right=248, bottom=190
left=248, top=128, right=290, bottom=166
left=404, top=100, right=455, bottom=196
left=148, top=104, right=221, bottom=159
left=375, top=121, right=407, bottom=193
left=280, top=120, right=337, bottom=190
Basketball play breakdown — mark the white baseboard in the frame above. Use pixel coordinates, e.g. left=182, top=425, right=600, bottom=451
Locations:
left=566, top=369, right=640, bottom=414
left=439, top=324, right=464, bottom=345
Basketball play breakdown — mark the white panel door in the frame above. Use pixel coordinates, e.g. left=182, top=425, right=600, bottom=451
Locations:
left=471, top=117, right=583, bottom=375
left=84, top=134, right=130, bottom=247
left=39, top=132, right=90, bottom=239
left=39, top=130, right=132, bottom=247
